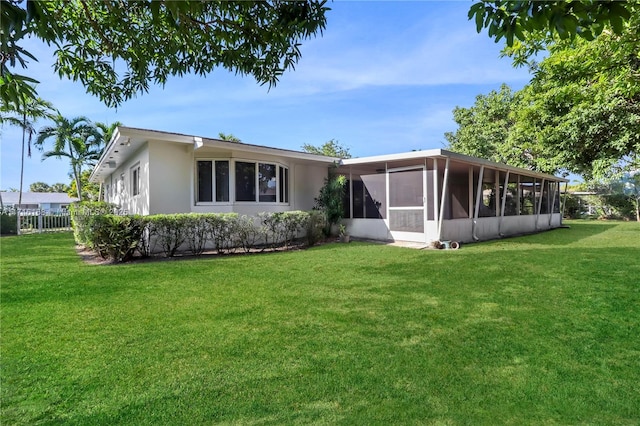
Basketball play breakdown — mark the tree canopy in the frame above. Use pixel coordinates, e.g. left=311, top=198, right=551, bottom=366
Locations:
left=1, top=0, right=329, bottom=109
left=302, top=139, right=352, bottom=159
left=29, top=181, right=70, bottom=193
left=449, top=4, right=640, bottom=180
left=469, top=1, right=634, bottom=48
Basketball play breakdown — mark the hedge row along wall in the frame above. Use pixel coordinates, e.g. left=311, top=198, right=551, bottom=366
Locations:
left=70, top=202, right=326, bottom=262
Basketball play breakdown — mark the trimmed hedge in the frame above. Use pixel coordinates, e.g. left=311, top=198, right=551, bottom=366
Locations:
left=70, top=206, right=326, bottom=262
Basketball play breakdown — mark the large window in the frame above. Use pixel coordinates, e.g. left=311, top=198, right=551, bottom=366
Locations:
left=235, top=161, right=256, bottom=202
left=198, top=159, right=288, bottom=204
left=258, top=163, right=277, bottom=202
left=197, top=160, right=230, bottom=203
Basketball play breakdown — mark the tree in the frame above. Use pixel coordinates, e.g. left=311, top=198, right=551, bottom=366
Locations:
left=35, top=115, right=104, bottom=200
left=447, top=10, right=640, bottom=179
left=29, top=181, right=70, bottom=193
left=2, top=1, right=329, bottom=109
left=29, top=181, right=51, bottom=192
left=68, top=170, right=100, bottom=201
left=469, top=1, right=634, bottom=48
left=218, top=132, right=241, bottom=143
left=314, top=166, right=347, bottom=236
left=302, top=139, right=352, bottom=158
left=0, top=94, right=55, bottom=206
left=95, top=121, right=123, bottom=147
left=444, top=85, right=534, bottom=168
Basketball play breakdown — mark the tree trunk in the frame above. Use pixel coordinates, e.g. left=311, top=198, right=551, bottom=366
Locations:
left=18, top=113, right=26, bottom=207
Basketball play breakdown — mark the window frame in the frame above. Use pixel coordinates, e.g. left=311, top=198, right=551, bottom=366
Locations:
left=195, top=158, right=289, bottom=205
left=196, top=159, right=231, bottom=205
left=131, top=163, right=141, bottom=197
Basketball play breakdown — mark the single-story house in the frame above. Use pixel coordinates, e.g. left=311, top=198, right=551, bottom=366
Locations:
left=90, top=127, right=568, bottom=244
left=1, top=192, right=78, bottom=212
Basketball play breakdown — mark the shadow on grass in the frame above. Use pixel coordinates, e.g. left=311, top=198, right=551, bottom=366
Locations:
left=489, top=221, right=621, bottom=247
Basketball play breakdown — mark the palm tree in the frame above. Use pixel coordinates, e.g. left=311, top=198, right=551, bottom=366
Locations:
left=0, top=95, right=56, bottom=207
left=95, top=121, right=123, bottom=147
left=94, top=121, right=123, bottom=200
left=35, top=115, right=103, bottom=200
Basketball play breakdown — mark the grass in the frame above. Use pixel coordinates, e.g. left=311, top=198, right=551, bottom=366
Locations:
left=1, top=220, right=639, bottom=425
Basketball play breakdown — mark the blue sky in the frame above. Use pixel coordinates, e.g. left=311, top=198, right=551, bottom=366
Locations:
left=0, top=1, right=533, bottom=191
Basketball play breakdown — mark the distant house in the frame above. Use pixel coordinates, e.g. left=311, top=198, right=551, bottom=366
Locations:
left=90, top=126, right=568, bottom=244
left=1, top=192, right=78, bottom=212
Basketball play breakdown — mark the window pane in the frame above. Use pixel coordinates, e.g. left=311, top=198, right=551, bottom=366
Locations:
left=279, top=166, right=289, bottom=203
left=259, top=163, right=276, bottom=202
left=353, top=180, right=364, bottom=218
left=342, top=179, right=351, bottom=219
left=284, top=168, right=289, bottom=203
left=235, top=162, right=256, bottom=201
left=197, top=161, right=213, bottom=202
left=215, top=161, right=229, bottom=202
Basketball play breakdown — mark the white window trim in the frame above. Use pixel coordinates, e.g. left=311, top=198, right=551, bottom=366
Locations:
left=195, top=158, right=290, bottom=205
left=131, top=163, right=141, bottom=197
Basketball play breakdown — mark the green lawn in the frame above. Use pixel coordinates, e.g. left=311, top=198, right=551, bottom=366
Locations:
left=2, top=220, right=639, bottom=425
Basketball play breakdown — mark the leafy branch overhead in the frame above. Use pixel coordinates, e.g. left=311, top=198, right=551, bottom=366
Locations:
left=469, top=0, right=633, bottom=47
left=1, top=0, right=329, bottom=108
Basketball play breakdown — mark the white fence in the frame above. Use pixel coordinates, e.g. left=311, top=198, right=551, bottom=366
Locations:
left=16, top=209, right=73, bottom=234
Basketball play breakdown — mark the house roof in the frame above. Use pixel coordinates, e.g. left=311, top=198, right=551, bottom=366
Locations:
left=90, top=126, right=340, bottom=182
left=341, top=149, right=569, bottom=182
left=1, top=192, right=78, bottom=205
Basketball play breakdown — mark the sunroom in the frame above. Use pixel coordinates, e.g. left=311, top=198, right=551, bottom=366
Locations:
left=336, top=149, right=568, bottom=244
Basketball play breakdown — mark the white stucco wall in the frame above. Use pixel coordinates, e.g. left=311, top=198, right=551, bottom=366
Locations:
left=343, top=219, right=393, bottom=241
left=148, top=141, right=191, bottom=214
left=293, top=164, right=327, bottom=211
left=440, top=214, right=563, bottom=243
left=104, top=143, right=150, bottom=214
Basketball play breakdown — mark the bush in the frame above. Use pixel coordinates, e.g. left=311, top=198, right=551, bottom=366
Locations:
left=90, top=215, right=145, bottom=262
left=183, top=214, right=210, bottom=256
left=148, top=214, right=189, bottom=257
left=206, top=213, right=237, bottom=254
left=69, top=201, right=120, bottom=245
left=234, top=215, right=261, bottom=253
left=280, top=211, right=309, bottom=248
left=305, top=210, right=325, bottom=246
left=1, top=212, right=17, bottom=235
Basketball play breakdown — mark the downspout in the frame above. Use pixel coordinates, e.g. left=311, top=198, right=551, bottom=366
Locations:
left=437, top=157, right=450, bottom=241
left=535, top=178, right=546, bottom=230
left=472, top=165, right=485, bottom=241
left=498, top=171, right=510, bottom=236
left=548, top=181, right=557, bottom=227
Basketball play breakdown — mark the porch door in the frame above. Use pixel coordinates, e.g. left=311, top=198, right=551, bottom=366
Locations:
left=387, top=166, right=426, bottom=242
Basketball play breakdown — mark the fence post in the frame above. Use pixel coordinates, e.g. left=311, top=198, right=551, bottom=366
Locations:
left=38, top=209, right=43, bottom=233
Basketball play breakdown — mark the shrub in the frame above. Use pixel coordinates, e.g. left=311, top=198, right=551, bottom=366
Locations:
left=183, top=214, right=210, bottom=256
left=260, top=212, right=284, bottom=249
left=1, top=211, right=17, bottom=235
left=206, top=213, right=237, bottom=254
left=90, top=215, right=145, bottom=262
left=305, top=210, right=325, bottom=246
left=280, top=211, right=309, bottom=248
left=69, top=201, right=119, bottom=245
left=314, top=167, right=346, bottom=236
left=148, top=214, right=189, bottom=257
left=233, top=215, right=261, bottom=253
